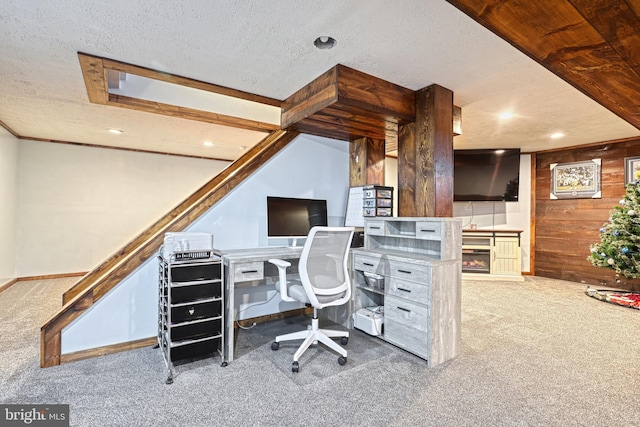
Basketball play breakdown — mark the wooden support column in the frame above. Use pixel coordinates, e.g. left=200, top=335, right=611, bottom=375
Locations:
left=398, top=84, right=454, bottom=217
left=349, top=137, right=386, bottom=186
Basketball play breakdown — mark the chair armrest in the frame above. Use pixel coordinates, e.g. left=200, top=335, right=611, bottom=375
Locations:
left=268, top=258, right=294, bottom=302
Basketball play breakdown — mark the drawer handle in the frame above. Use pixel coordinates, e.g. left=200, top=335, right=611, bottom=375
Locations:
left=363, top=262, right=374, bottom=267
left=397, top=306, right=411, bottom=313
left=397, top=287, right=411, bottom=293
left=397, top=269, right=412, bottom=275
left=420, top=229, right=436, bottom=233
left=241, top=270, right=259, bottom=274
left=369, top=226, right=381, bottom=230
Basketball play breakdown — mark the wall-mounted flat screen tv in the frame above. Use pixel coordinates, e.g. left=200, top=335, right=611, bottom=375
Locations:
left=266, top=196, right=328, bottom=239
left=454, top=149, right=520, bottom=202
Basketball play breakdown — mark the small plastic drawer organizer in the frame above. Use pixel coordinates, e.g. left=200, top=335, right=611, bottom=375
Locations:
left=362, top=185, right=394, bottom=217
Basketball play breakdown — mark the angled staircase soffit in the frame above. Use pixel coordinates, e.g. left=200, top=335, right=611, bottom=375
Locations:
left=40, top=129, right=299, bottom=368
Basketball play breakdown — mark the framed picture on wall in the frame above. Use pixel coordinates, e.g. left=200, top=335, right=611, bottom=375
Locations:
left=550, top=159, right=601, bottom=199
left=624, top=156, right=640, bottom=185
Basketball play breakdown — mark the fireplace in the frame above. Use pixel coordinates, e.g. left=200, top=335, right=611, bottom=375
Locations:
left=462, top=248, right=490, bottom=274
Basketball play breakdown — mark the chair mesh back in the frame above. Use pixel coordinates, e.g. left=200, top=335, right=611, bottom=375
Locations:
left=305, top=229, right=351, bottom=294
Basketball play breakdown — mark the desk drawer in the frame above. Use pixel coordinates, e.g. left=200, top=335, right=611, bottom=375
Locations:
left=233, top=261, right=264, bottom=282
left=365, top=221, right=385, bottom=236
left=416, top=221, right=442, bottom=240
left=386, top=277, right=430, bottom=302
left=353, top=254, right=386, bottom=276
left=384, top=318, right=429, bottom=360
left=388, top=260, right=431, bottom=283
left=384, top=295, right=430, bottom=332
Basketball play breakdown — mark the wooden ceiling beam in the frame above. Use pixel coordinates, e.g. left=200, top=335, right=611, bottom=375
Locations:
left=77, top=52, right=281, bottom=133
left=107, top=94, right=279, bottom=133
left=446, top=0, right=640, bottom=129
left=281, top=64, right=416, bottom=141
left=568, top=0, right=640, bottom=73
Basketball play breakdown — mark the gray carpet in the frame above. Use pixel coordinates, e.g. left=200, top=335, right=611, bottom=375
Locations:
left=1, top=276, right=639, bottom=426
left=233, top=317, right=394, bottom=386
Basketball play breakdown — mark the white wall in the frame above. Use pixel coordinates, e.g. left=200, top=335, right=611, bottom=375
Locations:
left=452, top=154, right=532, bottom=272
left=0, top=128, right=19, bottom=282
left=61, top=134, right=351, bottom=353
left=16, top=140, right=227, bottom=277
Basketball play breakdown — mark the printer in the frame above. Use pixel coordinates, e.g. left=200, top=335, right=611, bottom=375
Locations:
left=352, top=306, right=384, bottom=336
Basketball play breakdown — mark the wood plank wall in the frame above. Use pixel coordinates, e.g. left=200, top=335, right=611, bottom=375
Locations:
left=534, top=137, right=640, bottom=291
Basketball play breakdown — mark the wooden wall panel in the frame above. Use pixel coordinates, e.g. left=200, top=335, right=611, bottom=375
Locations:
left=534, top=138, right=640, bottom=291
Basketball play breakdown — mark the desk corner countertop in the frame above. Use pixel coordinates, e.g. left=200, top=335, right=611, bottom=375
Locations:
left=220, top=246, right=304, bottom=263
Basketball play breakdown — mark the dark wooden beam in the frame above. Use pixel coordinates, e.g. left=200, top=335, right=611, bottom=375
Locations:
left=398, top=85, right=454, bottom=217
left=107, top=94, right=279, bottom=133
left=446, top=0, right=640, bottom=129
left=398, top=121, right=417, bottom=217
left=366, top=138, right=386, bottom=185
left=349, top=137, right=386, bottom=187
left=453, top=106, right=462, bottom=136
left=282, top=64, right=415, bottom=141
left=349, top=138, right=367, bottom=187
left=77, top=52, right=281, bottom=133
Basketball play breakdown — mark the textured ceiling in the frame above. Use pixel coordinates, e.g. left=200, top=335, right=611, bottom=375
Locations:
left=1, top=0, right=639, bottom=160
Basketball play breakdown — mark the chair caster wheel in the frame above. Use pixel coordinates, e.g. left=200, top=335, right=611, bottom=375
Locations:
left=341, top=337, right=348, bottom=345
left=292, top=361, right=299, bottom=373
left=338, top=356, right=347, bottom=366
left=165, top=377, right=173, bottom=385
left=221, top=361, right=228, bottom=367
left=271, top=342, right=280, bottom=351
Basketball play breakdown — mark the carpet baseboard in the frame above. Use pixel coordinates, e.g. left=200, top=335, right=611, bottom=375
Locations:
left=0, top=278, right=18, bottom=293
left=59, top=336, right=157, bottom=365
left=1, top=273, right=87, bottom=295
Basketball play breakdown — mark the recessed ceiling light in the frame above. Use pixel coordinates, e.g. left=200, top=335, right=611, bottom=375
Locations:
left=550, top=132, right=565, bottom=139
left=238, top=146, right=247, bottom=150
left=314, top=36, right=337, bottom=49
left=499, top=112, right=514, bottom=120
left=108, top=128, right=123, bottom=134
left=203, top=141, right=214, bottom=147
left=494, top=149, right=505, bottom=154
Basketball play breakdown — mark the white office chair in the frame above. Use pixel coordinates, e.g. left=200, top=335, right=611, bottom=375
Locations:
left=269, top=226, right=355, bottom=373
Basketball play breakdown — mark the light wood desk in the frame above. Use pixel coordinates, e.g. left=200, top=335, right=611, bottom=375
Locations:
left=220, top=246, right=303, bottom=363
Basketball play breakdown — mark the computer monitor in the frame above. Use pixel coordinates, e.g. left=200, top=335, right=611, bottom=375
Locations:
left=266, top=196, right=328, bottom=245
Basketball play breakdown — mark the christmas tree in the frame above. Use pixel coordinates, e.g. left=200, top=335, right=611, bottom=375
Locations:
left=588, top=169, right=640, bottom=279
